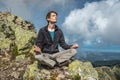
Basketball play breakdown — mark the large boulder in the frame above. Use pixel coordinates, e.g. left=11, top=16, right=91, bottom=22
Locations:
left=68, top=60, right=98, bottom=80
left=0, top=12, right=36, bottom=59
left=112, top=64, right=120, bottom=80
left=95, top=66, right=117, bottom=80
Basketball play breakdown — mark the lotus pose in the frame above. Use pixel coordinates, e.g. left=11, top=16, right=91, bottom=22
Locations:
left=34, top=11, right=78, bottom=67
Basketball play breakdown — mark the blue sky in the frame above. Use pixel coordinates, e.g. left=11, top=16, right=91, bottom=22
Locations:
left=0, top=0, right=120, bottom=53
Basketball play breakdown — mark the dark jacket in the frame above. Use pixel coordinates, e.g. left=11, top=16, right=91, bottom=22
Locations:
left=36, top=25, right=71, bottom=54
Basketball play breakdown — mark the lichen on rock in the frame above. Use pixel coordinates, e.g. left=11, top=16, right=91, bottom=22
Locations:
left=0, top=12, right=37, bottom=60
left=68, top=60, right=98, bottom=80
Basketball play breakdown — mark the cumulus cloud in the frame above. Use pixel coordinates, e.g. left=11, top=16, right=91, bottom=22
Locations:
left=62, top=0, right=120, bottom=45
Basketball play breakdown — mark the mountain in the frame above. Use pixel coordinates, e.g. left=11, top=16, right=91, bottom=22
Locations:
left=92, top=60, right=120, bottom=67
left=75, top=51, right=120, bottom=66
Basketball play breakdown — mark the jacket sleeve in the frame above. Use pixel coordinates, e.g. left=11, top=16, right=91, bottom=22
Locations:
left=59, top=30, right=72, bottom=49
left=36, top=29, right=44, bottom=49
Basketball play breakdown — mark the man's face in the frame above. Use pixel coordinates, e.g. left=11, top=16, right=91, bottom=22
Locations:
left=47, top=13, right=57, bottom=23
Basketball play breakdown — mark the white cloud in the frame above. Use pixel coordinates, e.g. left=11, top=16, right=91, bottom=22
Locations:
left=0, top=0, right=70, bottom=20
left=0, top=0, right=32, bottom=20
left=62, top=0, right=120, bottom=45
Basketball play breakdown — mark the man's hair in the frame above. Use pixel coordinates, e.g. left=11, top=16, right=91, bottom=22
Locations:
left=46, top=11, right=58, bottom=20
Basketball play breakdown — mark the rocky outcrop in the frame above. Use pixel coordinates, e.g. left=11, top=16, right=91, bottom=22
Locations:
left=0, top=12, right=37, bottom=80
left=1, top=57, right=120, bottom=80
left=95, top=64, right=120, bottom=80
left=0, top=12, right=36, bottom=60
left=112, top=64, right=120, bottom=80
left=68, top=60, right=98, bottom=80
left=0, top=57, right=31, bottom=80
left=96, top=66, right=117, bottom=80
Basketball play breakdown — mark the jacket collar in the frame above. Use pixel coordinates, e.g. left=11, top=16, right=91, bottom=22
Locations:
left=45, top=25, right=58, bottom=31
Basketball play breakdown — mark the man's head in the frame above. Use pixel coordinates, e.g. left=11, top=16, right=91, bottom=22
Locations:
left=46, top=11, right=58, bottom=23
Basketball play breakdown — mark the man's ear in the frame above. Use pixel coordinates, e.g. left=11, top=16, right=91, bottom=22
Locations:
left=47, top=18, right=50, bottom=21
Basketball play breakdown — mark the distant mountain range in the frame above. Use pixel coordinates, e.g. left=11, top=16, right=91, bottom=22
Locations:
left=75, top=51, right=120, bottom=66
left=92, top=60, right=120, bottom=67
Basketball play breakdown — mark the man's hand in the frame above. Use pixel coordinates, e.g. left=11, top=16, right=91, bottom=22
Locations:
left=70, top=43, right=79, bottom=49
left=34, top=45, right=41, bottom=54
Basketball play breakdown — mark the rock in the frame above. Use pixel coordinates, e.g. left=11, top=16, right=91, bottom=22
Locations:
left=12, top=67, right=16, bottom=71
left=10, top=71, right=20, bottom=79
left=15, top=54, right=25, bottom=62
left=0, top=11, right=45, bottom=79
left=40, top=69, right=51, bottom=79
left=18, top=67, right=24, bottom=71
left=23, top=61, right=41, bottom=80
left=112, top=64, right=120, bottom=80
left=96, top=66, right=117, bottom=80
left=56, top=73, right=65, bottom=80
left=68, top=60, right=98, bottom=80
left=0, top=54, right=31, bottom=80
left=0, top=12, right=37, bottom=60
left=15, top=26, right=36, bottom=54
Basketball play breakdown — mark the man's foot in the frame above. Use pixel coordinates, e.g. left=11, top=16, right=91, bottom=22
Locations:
left=57, top=60, right=71, bottom=67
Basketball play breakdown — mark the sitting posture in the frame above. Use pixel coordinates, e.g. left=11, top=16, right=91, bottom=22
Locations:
left=34, top=11, right=78, bottom=68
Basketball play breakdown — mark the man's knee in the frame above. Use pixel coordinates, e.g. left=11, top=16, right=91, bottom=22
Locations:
left=67, top=49, right=77, bottom=55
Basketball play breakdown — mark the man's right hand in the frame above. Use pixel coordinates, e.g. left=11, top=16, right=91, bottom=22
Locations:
left=34, top=45, right=41, bottom=54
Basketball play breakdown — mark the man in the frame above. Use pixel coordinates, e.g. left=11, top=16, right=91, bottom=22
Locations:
left=34, top=11, right=78, bottom=68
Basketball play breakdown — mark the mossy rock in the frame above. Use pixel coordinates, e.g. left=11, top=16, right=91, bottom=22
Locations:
left=96, top=66, right=117, bottom=80
left=68, top=60, right=98, bottom=80
left=0, top=12, right=37, bottom=59
left=23, top=61, right=41, bottom=80
left=112, top=64, right=120, bottom=80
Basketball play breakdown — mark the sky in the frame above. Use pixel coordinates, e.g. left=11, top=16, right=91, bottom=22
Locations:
left=0, top=0, right=120, bottom=53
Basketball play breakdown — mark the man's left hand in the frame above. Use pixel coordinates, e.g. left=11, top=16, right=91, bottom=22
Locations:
left=70, top=43, right=79, bottom=49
